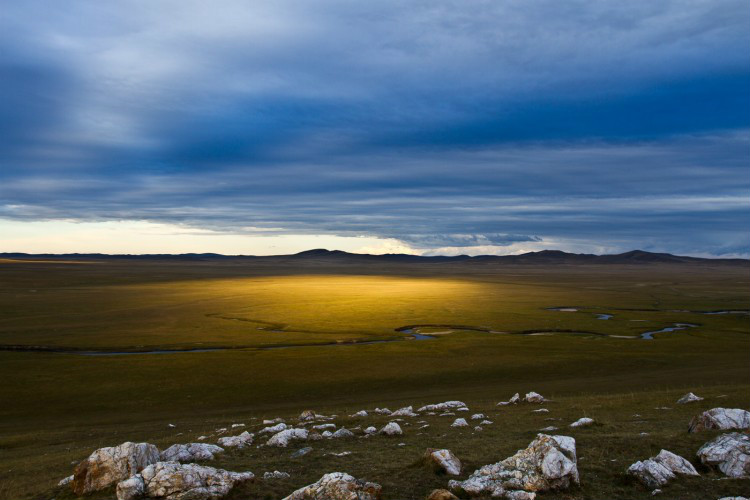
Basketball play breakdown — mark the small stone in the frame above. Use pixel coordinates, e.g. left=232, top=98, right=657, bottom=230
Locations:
left=451, top=418, right=468, bottom=427
left=291, top=446, right=313, bottom=458
left=570, top=417, right=595, bottom=428
left=676, top=392, right=704, bottom=404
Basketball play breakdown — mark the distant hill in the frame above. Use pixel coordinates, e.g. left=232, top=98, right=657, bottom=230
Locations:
left=1, top=249, right=747, bottom=265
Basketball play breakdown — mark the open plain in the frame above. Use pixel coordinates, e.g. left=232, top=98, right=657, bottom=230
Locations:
left=0, top=252, right=748, bottom=499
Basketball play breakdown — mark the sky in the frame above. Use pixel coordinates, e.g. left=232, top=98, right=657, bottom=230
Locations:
left=1, top=1, right=748, bottom=257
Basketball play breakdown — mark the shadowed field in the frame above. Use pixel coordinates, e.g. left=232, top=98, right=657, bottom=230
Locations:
left=0, top=256, right=748, bottom=499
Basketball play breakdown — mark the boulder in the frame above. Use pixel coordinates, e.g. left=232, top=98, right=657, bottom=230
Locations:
left=525, top=392, right=545, bottom=403
left=268, top=428, right=309, bottom=447
left=260, top=422, right=288, bottom=434
left=569, top=418, right=594, bottom=428
left=332, top=428, right=354, bottom=439
left=391, top=406, right=417, bottom=417
left=426, top=489, right=458, bottom=500
left=379, top=422, right=403, bottom=436
left=263, top=470, right=291, bottom=480
left=449, top=434, right=578, bottom=498
left=677, top=392, right=704, bottom=404
left=282, top=472, right=381, bottom=500
left=72, top=442, right=160, bottom=496
left=217, top=431, right=254, bottom=449
left=697, top=432, right=750, bottom=478
left=418, top=401, right=467, bottom=412
left=451, top=418, right=468, bottom=428
left=425, top=448, right=462, bottom=475
left=160, top=443, right=224, bottom=462
left=689, top=408, right=750, bottom=432
left=115, top=461, right=253, bottom=500
left=627, top=449, right=699, bottom=488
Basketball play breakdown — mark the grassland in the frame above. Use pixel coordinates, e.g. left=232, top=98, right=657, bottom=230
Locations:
left=0, top=256, right=748, bottom=499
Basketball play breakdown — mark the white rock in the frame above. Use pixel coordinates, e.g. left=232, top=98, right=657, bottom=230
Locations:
left=58, top=475, right=73, bottom=487
left=72, top=442, right=160, bottom=496
left=322, top=431, right=333, bottom=438
left=231, top=423, right=245, bottom=428
left=418, top=401, right=467, bottom=412
left=168, top=424, right=176, bottom=428
left=627, top=449, right=699, bottom=488
left=160, top=443, right=224, bottom=462
left=689, top=408, right=750, bottom=432
left=332, top=428, right=354, bottom=439
left=260, top=422, right=289, bottom=434
left=263, top=417, right=284, bottom=425
left=263, top=470, right=291, bottom=480
left=364, top=426, right=377, bottom=435
left=217, top=431, right=254, bottom=449
left=291, top=446, right=313, bottom=458
left=451, top=418, right=468, bottom=428
left=474, top=426, right=483, bottom=431
left=570, top=418, right=595, bottom=428
left=196, top=436, right=207, bottom=441
left=449, top=434, right=578, bottom=498
left=652, top=489, right=662, bottom=495
left=268, top=428, right=309, bottom=447
left=677, top=392, right=704, bottom=404
left=379, top=422, right=403, bottom=436
left=419, top=424, right=430, bottom=429
left=532, top=409, right=549, bottom=413
left=313, top=423, right=336, bottom=431
left=540, top=426, right=558, bottom=432
left=717, top=497, right=749, bottom=500
left=426, top=449, right=462, bottom=475
left=115, top=461, right=253, bottom=500
left=457, top=407, right=470, bottom=412
left=480, top=420, right=493, bottom=425
left=439, top=412, right=455, bottom=417
left=525, top=392, right=545, bottom=403
left=697, top=432, right=750, bottom=478
left=282, top=472, right=381, bottom=500
left=350, top=410, right=368, bottom=417
left=373, top=407, right=391, bottom=415
left=391, top=406, right=417, bottom=417
left=471, top=413, right=485, bottom=420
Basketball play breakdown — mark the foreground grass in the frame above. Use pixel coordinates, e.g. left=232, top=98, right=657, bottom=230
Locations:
left=0, top=258, right=747, bottom=499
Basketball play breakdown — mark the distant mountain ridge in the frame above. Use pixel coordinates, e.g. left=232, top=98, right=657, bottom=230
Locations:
left=1, top=249, right=747, bottom=264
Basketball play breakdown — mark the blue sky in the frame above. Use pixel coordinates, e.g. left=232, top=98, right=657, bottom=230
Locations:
left=1, top=1, right=748, bottom=256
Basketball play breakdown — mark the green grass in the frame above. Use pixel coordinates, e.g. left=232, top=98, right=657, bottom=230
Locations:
left=0, top=258, right=748, bottom=499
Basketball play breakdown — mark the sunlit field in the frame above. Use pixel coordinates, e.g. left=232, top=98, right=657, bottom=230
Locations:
left=0, top=257, right=748, bottom=499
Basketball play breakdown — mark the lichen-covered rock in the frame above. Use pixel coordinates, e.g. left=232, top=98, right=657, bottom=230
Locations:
left=160, top=443, right=224, bottom=462
left=449, top=434, right=578, bottom=498
left=260, top=422, right=288, bottom=434
left=217, top=431, right=254, bottom=449
left=299, top=410, right=317, bottom=421
left=689, top=408, right=750, bottom=432
left=418, top=401, right=467, bottom=412
left=379, top=422, right=403, bottom=436
left=677, top=392, right=704, bottom=404
left=115, top=461, right=254, bottom=500
left=72, top=442, right=160, bottom=495
left=627, top=449, right=699, bottom=488
left=451, top=418, right=468, bottom=428
left=267, top=428, right=309, bottom=447
left=282, top=472, right=381, bottom=500
left=425, top=449, right=462, bottom=475
left=426, top=489, right=458, bottom=500
left=391, top=406, right=417, bottom=417
left=525, top=392, right=545, bottom=403
left=569, top=417, right=594, bottom=428
left=697, top=433, right=750, bottom=478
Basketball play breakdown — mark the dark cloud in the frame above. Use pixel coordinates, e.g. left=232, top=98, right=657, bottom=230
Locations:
left=0, top=1, right=748, bottom=255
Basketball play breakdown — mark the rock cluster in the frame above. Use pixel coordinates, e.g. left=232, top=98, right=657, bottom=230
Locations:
left=688, top=408, right=750, bottom=432
left=626, top=449, right=699, bottom=488
left=115, top=462, right=253, bottom=500
left=282, top=472, right=381, bottom=500
left=449, top=434, right=579, bottom=499
left=217, top=431, right=254, bottom=449
left=418, top=401, right=467, bottom=412
left=268, top=428, right=309, bottom=447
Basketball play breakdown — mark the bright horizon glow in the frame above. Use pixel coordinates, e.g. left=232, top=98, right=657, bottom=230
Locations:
left=1, top=218, right=746, bottom=258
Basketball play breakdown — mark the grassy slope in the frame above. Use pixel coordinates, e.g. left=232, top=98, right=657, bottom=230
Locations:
left=0, top=258, right=748, bottom=499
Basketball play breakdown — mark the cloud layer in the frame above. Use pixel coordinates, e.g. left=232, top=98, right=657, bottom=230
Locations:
left=1, top=1, right=748, bottom=255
